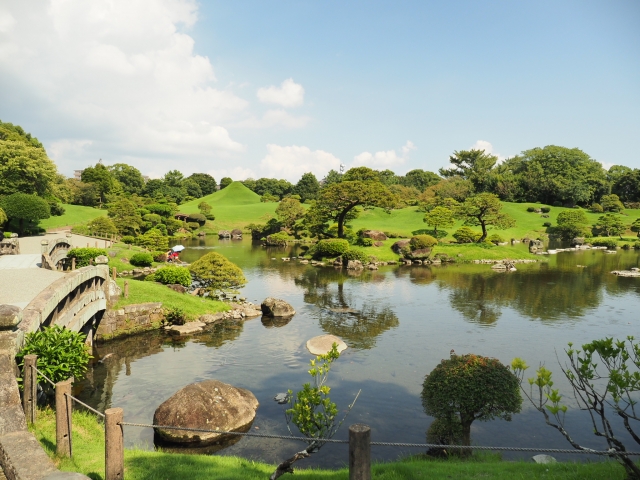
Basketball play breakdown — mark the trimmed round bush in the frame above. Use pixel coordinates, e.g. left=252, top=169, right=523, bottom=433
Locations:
left=543, top=222, right=552, bottom=227
left=121, top=235, right=135, bottom=244
left=526, top=206, right=536, bottom=212
left=146, top=266, right=191, bottom=287
left=590, top=203, right=604, bottom=213
left=341, top=249, right=370, bottom=265
left=592, top=238, right=618, bottom=249
left=67, top=248, right=108, bottom=267
left=410, top=234, right=438, bottom=250
left=265, top=231, right=290, bottom=246
left=205, top=213, right=216, bottom=221
left=130, top=252, right=154, bottom=267
left=135, top=229, right=169, bottom=251
left=540, top=207, right=551, bottom=213
left=315, top=238, right=350, bottom=258
left=187, top=213, right=207, bottom=225
left=186, top=221, right=200, bottom=230
left=453, top=227, right=481, bottom=244
left=488, top=234, right=504, bottom=245
left=189, top=252, right=246, bottom=291
left=358, top=238, right=374, bottom=247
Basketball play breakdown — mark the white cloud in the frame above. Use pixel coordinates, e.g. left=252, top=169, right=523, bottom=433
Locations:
left=206, top=166, right=257, bottom=182
left=257, top=78, right=305, bottom=108
left=470, top=140, right=507, bottom=163
left=234, top=109, right=311, bottom=129
left=0, top=0, right=248, bottom=175
left=353, top=140, right=416, bottom=169
left=260, top=144, right=342, bottom=182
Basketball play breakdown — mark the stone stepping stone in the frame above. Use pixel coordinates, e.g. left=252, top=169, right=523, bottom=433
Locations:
left=306, top=335, right=347, bottom=355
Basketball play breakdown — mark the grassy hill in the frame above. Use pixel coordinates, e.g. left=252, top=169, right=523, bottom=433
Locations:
left=179, top=181, right=278, bottom=230
left=39, top=204, right=107, bottom=231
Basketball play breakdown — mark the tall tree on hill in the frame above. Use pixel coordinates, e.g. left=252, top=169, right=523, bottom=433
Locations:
left=455, top=193, right=515, bottom=243
left=293, top=172, right=320, bottom=202
left=322, top=169, right=342, bottom=186
left=109, top=163, right=145, bottom=195
left=219, top=177, right=233, bottom=189
left=440, top=149, right=498, bottom=193
left=400, top=169, right=441, bottom=192
left=307, top=181, right=396, bottom=238
left=343, top=166, right=380, bottom=182
left=81, top=163, right=120, bottom=205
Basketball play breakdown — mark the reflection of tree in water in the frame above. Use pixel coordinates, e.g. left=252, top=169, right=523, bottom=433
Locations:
left=192, top=320, right=244, bottom=348
left=447, top=276, right=502, bottom=326
left=294, top=268, right=399, bottom=349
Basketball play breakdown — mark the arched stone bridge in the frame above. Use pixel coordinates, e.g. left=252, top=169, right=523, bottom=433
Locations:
left=40, top=236, right=73, bottom=270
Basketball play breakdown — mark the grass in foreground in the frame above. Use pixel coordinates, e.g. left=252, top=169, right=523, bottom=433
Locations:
left=112, top=277, right=229, bottom=319
left=40, top=204, right=107, bottom=230
left=30, top=408, right=627, bottom=480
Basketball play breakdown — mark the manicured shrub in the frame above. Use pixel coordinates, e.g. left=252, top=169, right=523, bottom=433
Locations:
left=146, top=203, right=175, bottom=217
left=135, top=229, right=169, bottom=251
left=341, top=249, right=370, bottom=265
left=591, top=238, right=618, bottom=249
left=16, top=325, right=91, bottom=387
left=543, top=222, right=552, bottom=227
left=67, top=248, right=108, bottom=267
left=358, top=238, right=374, bottom=247
left=488, top=234, right=504, bottom=245
left=142, top=213, right=163, bottom=225
left=383, top=231, right=401, bottom=238
left=590, top=203, right=604, bottom=213
left=189, top=252, right=246, bottom=292
left=205, top=213, right=216, bottom=221
left=410, top=234, right=438, bottom=250
left=526, top=206, right=536, bottom=212
left=121, top=235, right=135, bottom=244
left=186, top=221, right=200, bottom=230
left=87, top=216, right=117, bottom=235
left=265, top=231, right=290, bottom=246
left=453, top=227, right=481, bottom=244
left=540, top=207, right=551, bottom=213
left=146, top=266, right=191, bottom=287
left=315, top=238, right=350, bottom=258
left=130, top=252, right=154, bottom=267
left=187, top=213, right=207, bottom=225
left=48, top=201, right=65, bottom=216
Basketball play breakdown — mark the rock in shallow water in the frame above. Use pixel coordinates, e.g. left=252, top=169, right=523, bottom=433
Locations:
left=306, top=334, right=347, bottom=355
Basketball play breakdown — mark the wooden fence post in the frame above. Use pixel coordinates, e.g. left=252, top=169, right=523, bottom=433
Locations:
left=112, top=267, right=117, bottom=281
left=105, top=407, right=124, bottom=480
left=349, top=424, right=371, bottom=480
left=22, top=355, right=37, bottom=424
left=55, top=378, right=73, bottom=457
left=72, top=257, right=76, bottom=271
left=124, top=281, right=129, bottom=299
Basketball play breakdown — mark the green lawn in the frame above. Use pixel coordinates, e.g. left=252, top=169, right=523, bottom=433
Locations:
left=40, top=204, right=107, bottom=231
left=29, top=407, right=628, bottom=480
left=178, top=182, right=279, bottom=231
left=113, top=277, right=229, bottom=320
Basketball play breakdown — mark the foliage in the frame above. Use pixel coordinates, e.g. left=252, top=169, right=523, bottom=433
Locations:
left=453, top=227, right=481, bottom=243
left=426, top=416, right=464, bottom=451
left=488, top=234, right=504, bottom=245
left=410, top=234, right=438, bottom=250
left=261, top=193, right=279, bottom=203
left=164, top=307, right=187, bottom=325
left=108, top=198, right=143, bottom=236
left=422, top=352, right=521, bottom=449
left=591, top=238, right=619, bottom=249
left=556, top=209, right=591, bottom=240
left=187, top=173, right=217, bottom=196
left=399, top=169, right=441, bottom=192
left=440, top=149, right=498, bottom=193
left=454, top=193, right=516, bottom=242
left=146, top=266, right=192, bottom=287
left=121, top=235, right=135, bottom=244
left=356, top=237, right=374, bottom=247
left=631, top=218, right=640, bottom=237
left=423, top=206, right=455, bottom=236
left=16, top=325, right=91, bottom=386
left=512, top=337, right=640, bottom=479
left=198, top=201, right=212, bottom=215
left=48, top=201, right=65, bottom=216
left=187, top=213, right=207, bottom=225
left=109, top=163, right=145, bottom=195
left=81, top=163, right=120, bottom=204
left=146, top=203, right=176, bottom=217
left=189, top=252, right=246, bottom=292
left=219, top=177, right=233, bottom=189
left=66, top=248, right=108, bottom=267
left=152, top=251, right=168, bottom=262
left=589, top=203, right=604, bottom=213
left=135, top=229, right=169, bottom=251
left=0, top=192, right=51, bottom=236
left=86, top=216, right=117, bottom=236
left=314, top=238, right=350, bottom=258
left=265, top=231, right=291, bottom=246
left=601, top=194, right=625, bottom=213
left=307, top=180, right=396, bottom=238
left=595, top=214, right=626, bottom=237
left=276, top=197, right=305, bottom=228
left=292, top=172, right=320, bottom=202
left=0, top=206, right=6, bottom=226
left=129, top=252, right=154, bottom=267
left=540, top=207, right=551, bottom=213
left=341, top=249, right=370, bottom=265
left=526, top=206, right=536, bottom=212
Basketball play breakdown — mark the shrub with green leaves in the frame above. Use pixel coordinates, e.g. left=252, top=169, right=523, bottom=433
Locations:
left=186, top=221, right=200, bottom=230
left=187, top=213, right=206, bottom=225
left=488, top=234, right=504, bottom=245
left=16, top=325, right=92, bottom=387
left=357, top=237, right=374, bottom=247
left=589, top=203, right=604, bottom=213
left=314, top=238, right=350, bottom=258
left=152, top=251, right=168, bottom=262
left=121, top=235, right=135, bottom=244
left=591, top=238, right=618, bottom=249
left=66, top=248, right=108, bottom=267
left=146, top=203, right=175, bottom=217
left=526, top=206, right=536, bottom=212
left=265, top=231, right=290, bottom=246
left=410, top=234, right=438, bottom=250
left=146, top=266, right=191, bottom=287
left=189, top=252, right=246, bottom=292
left=130, top=252, right=154, bottom=267
left=341, top=249, right=370, bottom=265
left=164, top=307, right=186, bottom=325
left=540, top=207, right=551, bottom=213
left=453, top=227, right=481, bottom=244
left=135, top=229, right=168, bottom=251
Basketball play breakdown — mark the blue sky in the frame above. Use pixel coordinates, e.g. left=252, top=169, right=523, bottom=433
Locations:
left=0, top=0, right=638, bottom=182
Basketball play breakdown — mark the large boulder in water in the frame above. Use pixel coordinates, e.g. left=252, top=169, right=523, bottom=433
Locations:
left=261, top=297, right=296, bottom=317
left=153, top=380, right=258, bottom=446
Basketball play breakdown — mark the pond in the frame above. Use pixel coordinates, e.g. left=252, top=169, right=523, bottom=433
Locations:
left=76, top=238, right=640, bottom=468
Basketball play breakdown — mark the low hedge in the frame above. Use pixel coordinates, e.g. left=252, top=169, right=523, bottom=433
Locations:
left=341, top=249, right=370, bottom=265
left=315, top=238, right=350, bottom=258
left=66, top=248, right=108, bottom=268
left=145, top=266, right=191, bottom=287
left=129, top=252, right=154, bottom=267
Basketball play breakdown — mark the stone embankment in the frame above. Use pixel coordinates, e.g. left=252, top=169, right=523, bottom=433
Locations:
left=611, top=268, right=640, bottom=277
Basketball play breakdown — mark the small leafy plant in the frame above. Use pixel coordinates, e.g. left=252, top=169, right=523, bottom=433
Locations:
left=16, top=325, right=92, bottom=390
left=129, top=252, right=154, bottom=267
left=164, top=307, right=187, bottom=325
left=271, top=343, right=359, bottom=479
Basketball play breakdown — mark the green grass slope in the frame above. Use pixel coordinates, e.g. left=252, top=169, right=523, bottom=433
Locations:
left=39, top=204, right=107, bottom=231
left=179, top=181, right=277, bottom=230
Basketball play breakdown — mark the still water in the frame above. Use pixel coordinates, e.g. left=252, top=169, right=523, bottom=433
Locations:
left=77, top=238, right=640, bottom=467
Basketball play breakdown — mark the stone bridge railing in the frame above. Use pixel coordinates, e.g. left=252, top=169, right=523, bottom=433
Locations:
left=40, top=235, right=73, bottom=270
left=0, top=265, right=110, bottom=356
left=0, top=235, right=19, bottom=256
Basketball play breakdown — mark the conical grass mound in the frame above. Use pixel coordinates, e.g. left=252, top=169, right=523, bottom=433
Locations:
left=181, top=181, right=261, bottom=210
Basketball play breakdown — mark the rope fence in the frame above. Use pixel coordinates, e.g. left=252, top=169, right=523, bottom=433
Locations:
left=20, top=354, right=640, bottom=480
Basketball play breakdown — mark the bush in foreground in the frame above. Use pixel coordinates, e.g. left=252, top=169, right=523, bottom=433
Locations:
left=130, top=252, right=154, bottom=267
left=67, top=248, right=108, bottom=267
left=146, top=266, right=191, bottom=287
left=314, top=238, right=350, bottom=258
left=189, top=252, right=246, bottom=292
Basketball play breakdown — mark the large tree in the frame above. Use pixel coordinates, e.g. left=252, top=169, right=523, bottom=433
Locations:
left=293, top=172, right=320, bottom=202
left=555, top=209, right=591, bottom=240
left=186, top=173, right=217, bottom=196
left=307, top=181, right=396, bottom=238
left=81, top=163, right=120, bottom=204
left=400, top=169, right=441, bottom=192
left=276, top=197, right=306, bottom=229
left=1, top=193, right=50, bottom=236
left=455, top=193, right=515, bottom=242
left=595, top=214, right=625, bottom=237
left=423, top=206, right=455, bottom=236
left=439, top=149, right=497, bottom=193
left=109, top=163, right=145, bottom=195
